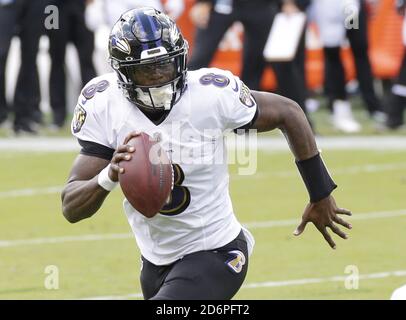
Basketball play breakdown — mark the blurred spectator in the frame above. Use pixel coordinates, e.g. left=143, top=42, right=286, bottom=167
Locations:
left=386, top=0, right=406, bottom=130
left=85, top=0, right=185, bottom=30
left=0, top=0, right=48, bottom=134
left=94, top=0, right=184, bottom=27
left=85, top=0, right=184, bottom=75
left=188, top=0, right=275, bottom=91
left=311, top=0, right=385, bottom=133
left=271, top=0, right=312, bottom=126
left=188, top=0, right=313, bottom=127
left=47, top=0, right=97, bottom=129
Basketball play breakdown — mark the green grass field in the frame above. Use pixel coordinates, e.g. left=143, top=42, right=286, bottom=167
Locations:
left=0, top=145, right=405, bottom=300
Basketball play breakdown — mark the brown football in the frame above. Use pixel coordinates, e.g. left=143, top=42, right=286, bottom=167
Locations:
left=119, top=132, right=173, bottom=218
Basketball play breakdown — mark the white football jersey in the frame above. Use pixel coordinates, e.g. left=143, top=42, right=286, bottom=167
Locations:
left=71, top=68, right=257, bottom=265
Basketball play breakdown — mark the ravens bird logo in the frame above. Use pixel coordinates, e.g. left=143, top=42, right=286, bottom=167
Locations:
left=72, top=105, right=87, bottom=133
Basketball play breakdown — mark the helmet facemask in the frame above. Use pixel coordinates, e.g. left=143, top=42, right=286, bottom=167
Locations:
left=112, top=44, right=188, bottom=113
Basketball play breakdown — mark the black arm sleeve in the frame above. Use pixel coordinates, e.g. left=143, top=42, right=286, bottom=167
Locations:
left=233, top=93, right=259, bottom=133
left=78, top=139, right=115, bottom=161
left=233, top=104, right=259, bottom=133
left=296, top=153, right=338, bottom=203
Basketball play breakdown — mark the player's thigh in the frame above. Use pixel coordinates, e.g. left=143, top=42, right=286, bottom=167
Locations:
left=140, top=257, right=172, bottom=300
left=151, top=234, right=249, bottom=300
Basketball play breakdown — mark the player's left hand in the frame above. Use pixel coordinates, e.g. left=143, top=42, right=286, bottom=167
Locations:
left=293, top=195, right=352, bottom=249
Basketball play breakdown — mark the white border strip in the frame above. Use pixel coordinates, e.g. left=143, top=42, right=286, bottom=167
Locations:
left=1, top=209, right=405, bottom=248
left=81, top=270, right=406, bottom=300
left=1, top=136, right=406, bottom=152
left=243, top=270, right=406, bottom=289
left=2, top=160, right=406, bottom=199
left=0, top=186, right=63, bottom=198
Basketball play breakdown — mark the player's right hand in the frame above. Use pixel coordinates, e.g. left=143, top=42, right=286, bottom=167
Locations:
left=108, top=131, right=140, bottom=182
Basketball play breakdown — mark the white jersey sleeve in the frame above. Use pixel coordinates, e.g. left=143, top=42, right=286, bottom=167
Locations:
left=214, top=69, right=258, bottom=131
left=71, top=75, right=117, bottom=151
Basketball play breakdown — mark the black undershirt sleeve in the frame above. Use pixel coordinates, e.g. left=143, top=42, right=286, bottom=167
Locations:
left=233, top=96, right=259, bottom=133
left=78, top=139, right=115, bottom=161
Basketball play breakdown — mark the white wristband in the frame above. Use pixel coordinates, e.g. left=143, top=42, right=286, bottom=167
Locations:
left=97, top=164, right=118, bottom=191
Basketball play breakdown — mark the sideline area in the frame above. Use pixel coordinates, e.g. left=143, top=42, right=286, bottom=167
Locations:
left=1, top=136, right=406, bottom=152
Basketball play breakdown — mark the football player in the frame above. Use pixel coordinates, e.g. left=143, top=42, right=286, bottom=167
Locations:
left=61, top=7, right=352, bottom=300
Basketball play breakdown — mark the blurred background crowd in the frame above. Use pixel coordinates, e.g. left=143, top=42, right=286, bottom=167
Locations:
left=0, top=0, right=405, bottom=135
